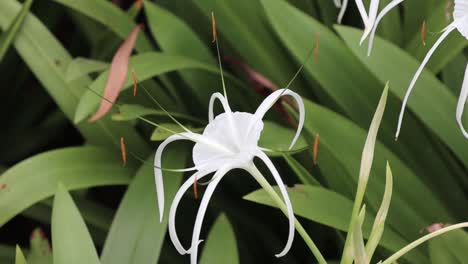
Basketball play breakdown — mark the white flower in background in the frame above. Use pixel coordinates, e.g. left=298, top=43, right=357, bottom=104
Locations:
left=154, top=90, right=305, bottom=263
left=336, top=0, right=381, bottom=43
left=366, top=0, right=403, bottom=55
left=396, top=0, right=468, bottom=139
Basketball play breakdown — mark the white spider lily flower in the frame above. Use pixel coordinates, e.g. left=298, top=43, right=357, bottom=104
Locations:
left=366, top=0, right=403, bottom=55
left=154, top=89, right=305, bottom=263
left=396, top=0, right=468, bottom=139
left=337, top=0, right=380, bottom=44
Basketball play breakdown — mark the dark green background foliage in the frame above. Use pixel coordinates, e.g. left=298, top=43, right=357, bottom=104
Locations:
left=0, top=0, right=467, bottom=263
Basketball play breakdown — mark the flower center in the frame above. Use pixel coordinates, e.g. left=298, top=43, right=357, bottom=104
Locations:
left=192, top=112, right=264, bottom=170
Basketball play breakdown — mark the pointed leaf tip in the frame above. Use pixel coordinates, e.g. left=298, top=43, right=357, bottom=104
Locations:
left=88, top=25, right=142, bottom=122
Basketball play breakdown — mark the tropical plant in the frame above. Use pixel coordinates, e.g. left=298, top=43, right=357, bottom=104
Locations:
left=0, top=0, right=467, bottom=263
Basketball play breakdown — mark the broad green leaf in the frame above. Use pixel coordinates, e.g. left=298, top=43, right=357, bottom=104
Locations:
left=260, top=0, right=382, bottom=128
left=0, top=0, right=148, bottom=152
left=193, top=0, right=308, bottom=94
left=405, top=2, right=467, bottom=73
left=0, top=0, right=33, bottom=61
left=336, top=26, right=468, bottom=215
left=244, top=185, right=424, bottom=262
left=65, top=58, right=108, bottom=82
left=429, top=230, right=468, bottom=263
left=282, top=154, right=320, bottom=185
left=27, top=228, right=52, bottom=264
left=429, top=238, right=459, bottom=264
left=50, top=0, right=152, bottom=52
left=0, top=244, right=15, bottom=263
left=101, top=146, right=187, bottom=264
left=0, top=147, right=135, bottom=227
left=300, top=98, right=453, bottom=242
left=259, top=121, right=307, bottom=156
left=442, top=54, right=467, bottom=95
left=52, top=184, right=100, bottom=264
left=145, top=2, right=220, bottom=105
left=74, top=52, right=241, bottom=123
left=16, top=246, right=27, bottom=264
left=260, top=0, right=454, bottom=195
left=200, top=214, right=239, bottom=264
left=112, top=104, right=205, bottom=124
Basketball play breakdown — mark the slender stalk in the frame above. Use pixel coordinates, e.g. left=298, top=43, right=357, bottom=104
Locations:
left=380, top=222, right=468, bottom=264
left=248, top=164, right=327, bottom=264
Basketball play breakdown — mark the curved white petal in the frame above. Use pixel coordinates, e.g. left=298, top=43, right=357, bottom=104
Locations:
left=334, top=0, right=342, bottom=8
left=190, top=166, right=232, bottom=264
left=337, top=0, right=349, bottom=24
left=248, top=89, right=305, bottom=150
left=207, top=92, right=240, bottom=146
left=154, top=133, right=194, bottom=222
left=367, top=0, right=404, bottom=56
left=454, top=1, right=468, bottom=39
left=208, top=92, right=233, bottom=122
left=456, top=63, right=468, bottom=138
left=355, top=0, right=370, bottom=26
left=360, top=0, right=381, bottom=45
left=169, top=170, right=212, bottom=255
left=396, top=23, right=457, bottom=139
left=256, top=151, right=295, bottom=257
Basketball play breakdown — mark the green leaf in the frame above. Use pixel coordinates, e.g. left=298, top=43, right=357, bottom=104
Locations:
left=0, top=0, right=33, bottom=61
left=50, top=0, right=152, bottom=52
left=74, top=52, right=239, bottom=123
left=112, top=104, right=204, bottom=124
left=300, top=97, right=452, bottom=244
left=429, top=230, right=468, bottom=263
left=101, top=145, right=187, bottom=264
left=52, top=184, right=100, bottom=264
left=259, top=121, right=308, bottom=156
left=404, top=1, right=467, bottom=73
left=260, top=0, right=382, bottom=128
left=27, top=228, right=52, bottom=264
left=282, top=154, right=319, bottom=185
left=145, top=2, right=220, bottom=105
left=150, top=124, right=194, bottom=141
left=200, top=214, right=239, bottom=264
left=65, top=57, right=109, bottom=82
left=336, top=26, right=468, bottom=170
left=193, top=0, right=308, bottom=94
left=0, top=147, right=135, bottom=227
left=0, top=0, right=148, bottom=152
left=16, top=246, right=27, bottom=264
left=244, top=185, right=418, bottom=261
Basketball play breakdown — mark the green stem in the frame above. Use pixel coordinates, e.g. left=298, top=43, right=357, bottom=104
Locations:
left=381, top=222, right=468, bottom=264
left=248, top=163, right=327, bottom=264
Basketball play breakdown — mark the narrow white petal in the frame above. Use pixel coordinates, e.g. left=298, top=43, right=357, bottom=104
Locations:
left=154, top=133, right=194, bottom=222
left=367, top=0, right=404, bottom=56
left=360, top=0, right=380, bottom=45
left=355, top=0, right=370, bottom=26
left=334, top=0, right=342, bottom=8
left=256, top=151, right=295, bottom=257
left=169, top=170, right=212, bottom=255
left=248, top=89, right=305, bottom=150
left=190, top=166, right=232, bottom=264
left=337, top=0, right=349, bottom=24
left=396, top=23, right=457, bottom=139
left=207, top=92, right=240, bottom=146
left=456, top=63, right=468, bottom=138
left=208, top=92, right=233, bottom=122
